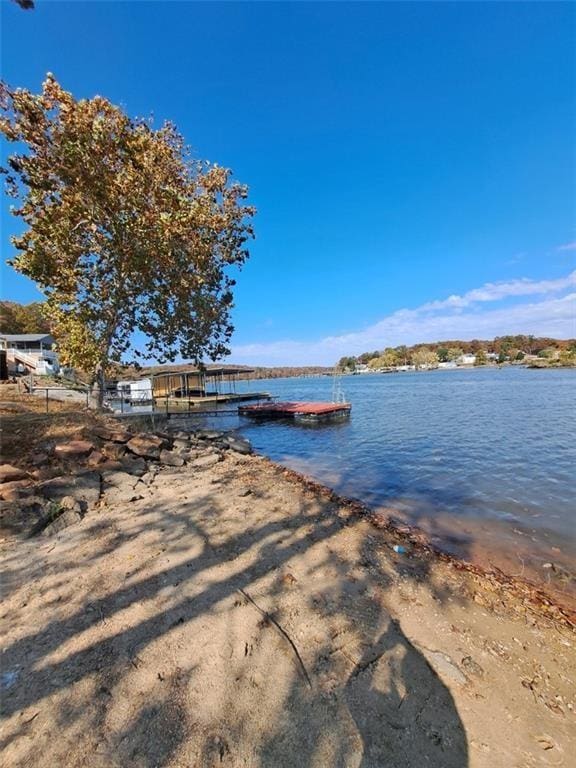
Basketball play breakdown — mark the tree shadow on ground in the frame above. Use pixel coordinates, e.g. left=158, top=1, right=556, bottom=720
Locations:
left=0, top=459, right=470, bottom=767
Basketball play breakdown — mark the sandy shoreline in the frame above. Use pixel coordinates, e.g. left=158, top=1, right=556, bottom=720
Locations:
left=1, top=424, right=575, bottom=766
left=267, top=458, right=576, bottom=627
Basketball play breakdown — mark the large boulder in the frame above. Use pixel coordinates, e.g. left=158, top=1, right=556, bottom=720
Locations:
left=0, top=464, right=29, bottom=484
left=126, top=434, right=166, bottom=459
left=54, top=440, right=94, bottom=459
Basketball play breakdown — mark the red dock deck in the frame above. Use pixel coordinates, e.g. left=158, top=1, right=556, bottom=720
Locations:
left=238, top=401, right=351, bottom=421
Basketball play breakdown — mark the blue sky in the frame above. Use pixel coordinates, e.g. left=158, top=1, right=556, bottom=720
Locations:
left=1, top=1, right=574, bottom=365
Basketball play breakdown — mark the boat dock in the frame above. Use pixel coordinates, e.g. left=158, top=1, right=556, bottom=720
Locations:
left=238, top=401, right=351, bottom=423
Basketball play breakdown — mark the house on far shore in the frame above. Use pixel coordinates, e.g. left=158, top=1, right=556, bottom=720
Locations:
left=457, top=354, right=477, bottom=366
left=0, top=333, right=59, bottom=376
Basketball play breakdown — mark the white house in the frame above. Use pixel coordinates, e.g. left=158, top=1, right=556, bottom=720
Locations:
left=457, top=354, right=477, bottom=366
left=0, top=333, right=59, bottom=375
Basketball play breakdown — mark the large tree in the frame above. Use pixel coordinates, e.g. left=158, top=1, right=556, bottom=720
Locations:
left=0, top=75, right=255, bottom=403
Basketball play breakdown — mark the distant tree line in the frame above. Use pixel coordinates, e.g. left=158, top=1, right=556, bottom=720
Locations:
left=337, top=335, right=576, bottom=371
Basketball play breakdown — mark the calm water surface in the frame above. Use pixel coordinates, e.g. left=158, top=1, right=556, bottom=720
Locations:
left=161, top=368, right=575, bottom=591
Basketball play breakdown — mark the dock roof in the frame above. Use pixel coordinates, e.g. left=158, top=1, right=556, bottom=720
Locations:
left=150, top=366, right=254, bottom=378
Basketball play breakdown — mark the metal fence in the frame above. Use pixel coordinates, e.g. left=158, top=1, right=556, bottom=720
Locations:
left=32, top=386, right=91, bottom=412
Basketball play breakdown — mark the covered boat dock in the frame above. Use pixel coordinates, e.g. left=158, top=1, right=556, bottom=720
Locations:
left=151, top=366, right=270, bottom=408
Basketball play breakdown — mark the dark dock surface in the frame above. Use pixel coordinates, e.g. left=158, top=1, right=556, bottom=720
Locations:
left=238, top=401, right=351, bottom=421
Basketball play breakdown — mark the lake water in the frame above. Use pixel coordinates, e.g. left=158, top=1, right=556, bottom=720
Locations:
left=147, top=367, right=576, bottom=602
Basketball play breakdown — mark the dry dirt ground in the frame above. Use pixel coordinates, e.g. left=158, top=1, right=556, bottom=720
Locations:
left=1, top=451, right=575, bottom=768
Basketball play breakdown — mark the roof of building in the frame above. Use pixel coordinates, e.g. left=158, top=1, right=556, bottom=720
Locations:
left=151, top=366, right=254, bottom=378
left=0, top=333, right=54, bottom=342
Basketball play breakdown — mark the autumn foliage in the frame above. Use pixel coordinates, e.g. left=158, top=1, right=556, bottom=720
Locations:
left=0, top=75, right=255, bottom=398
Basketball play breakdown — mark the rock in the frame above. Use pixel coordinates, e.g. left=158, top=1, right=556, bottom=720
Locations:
left=29, top=467, right=61, bottom=482
left=119, top=456, right=147, bottom=476
left=102, top=442, right=127, bottom=460
left=226, top=438, right=252, bottom=455
left=159, top=449, right=185, bottom=467
left=91, top=425, right=133, bottom=443
left=87, top=450, right=106, bottom=466
left=102, top=470, right=141, bottom=490
left=41, top=509, right=82, bottom=536
left=191, top=454, right=223, bottom=469
left=0, top=464, right=29, bottom=484
left=0, top=496, right=48, bottom=537
left=172, top=438, right=190, bottom=450
left=197, top=430, right=224, bottom=441
left=0, top=479, right=34, bottom=501
left=154, top=431, right=173, bottom=443
left=54, top=440, right=94, bottom=459
left=59, top=495, right=83, bottom=513
left=237, top=487, right=252, bottom=497
left=102, top=486, right=144, bottom=505
left=40, top=472, right=101, bottom=511
left=92, top=460, right=124, bottom=473
left=126, top=434, right=166, bottom=459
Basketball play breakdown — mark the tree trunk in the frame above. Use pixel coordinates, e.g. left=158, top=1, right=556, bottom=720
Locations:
left=88, top=364, right=106, bottom=410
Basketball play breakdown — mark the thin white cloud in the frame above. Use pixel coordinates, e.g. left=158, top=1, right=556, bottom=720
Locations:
left=420, top=272, right=576, bottom=311
left=557, top=241, right=576, bottom=252
left=230, top=271, right=576, bottom=366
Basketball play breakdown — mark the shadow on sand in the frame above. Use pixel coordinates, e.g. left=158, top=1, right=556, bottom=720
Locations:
left=1, top=461, right=469, bottom=767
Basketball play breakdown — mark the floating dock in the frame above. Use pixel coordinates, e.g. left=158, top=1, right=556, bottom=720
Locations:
left=238, top=401, right=351, bottom=423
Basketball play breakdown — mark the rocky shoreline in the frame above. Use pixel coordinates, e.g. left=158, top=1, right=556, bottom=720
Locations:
left=0, top=421, right=253, bottom=539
